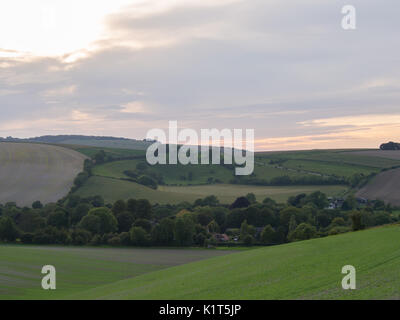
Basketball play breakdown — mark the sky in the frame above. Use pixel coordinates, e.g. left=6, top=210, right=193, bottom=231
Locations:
left=0, top=0, right=399, bottom=151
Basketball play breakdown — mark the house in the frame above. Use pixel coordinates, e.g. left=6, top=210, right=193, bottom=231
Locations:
left=213, top=233, right=230, bottom=242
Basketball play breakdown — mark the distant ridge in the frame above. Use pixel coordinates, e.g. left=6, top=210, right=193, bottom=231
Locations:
left=0, top=135, right=155, bottom=151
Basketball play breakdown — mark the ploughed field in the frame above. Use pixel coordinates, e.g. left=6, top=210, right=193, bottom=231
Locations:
left=0, top=143, right=87, bottom=206
left=357, top=167, right=400, bottom=206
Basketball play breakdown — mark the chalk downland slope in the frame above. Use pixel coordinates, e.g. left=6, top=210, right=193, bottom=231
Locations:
left=71, top=225, right=400, bottom=300
left=0, top=143, right=87, bottom=206
left=357, top=167, right=400, bottom=206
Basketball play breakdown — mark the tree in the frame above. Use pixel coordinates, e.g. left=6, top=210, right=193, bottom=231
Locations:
left=207, top=219, right=220, bottom=233
left=32, top=201, right=43, bottom=209
left=79, top=207, right=117, bottom=234
left=288, top=223, right=316, bottom=242
left=373, top=200, right=385, bottom=211
left=342, top=195, right=357, bottom=211
left=126, top=199, right=137, bottom=215
left=130, top=226, right=150, bottom=246
left=115, top=211, right=135, bottom=233
left=288, top=215, right=297, bottom=233
left=133, top=218, right=152, bottom=233
left=16, top=210, right=46, bottom=233
left=196, top=207, right=213, bottom=226
left=71, top=203, right=91, bottom=225
left=243, top=234, right=254, bottom=246
left=350, top=211, right=364, bottom=231
left=74, top=172, right=89, bottom=188
left=48, top=209, right=69, bottom=229
left=230, top=196, right=250, bottom=209
left=94, top=150, right=106, bottom=164
left=260, top=225, right=275, bottom=245
left=0, top=217, right=19, bottom=242
left=287, top=193, right=306, bottom=207
left=303, top=191, right=328, bottom=209
left=246, top=193, right=257, bottom=204
left=136, top=199, right=152, bottom=219
left=70, top=229, right=91, bottom=245
left=112, top=200, right=126, bottom=215
left=240, top=219, right=255, bottom=239
left=174, top=216, right=195, bottom=246
left=151, top=218, right=175, bottom=245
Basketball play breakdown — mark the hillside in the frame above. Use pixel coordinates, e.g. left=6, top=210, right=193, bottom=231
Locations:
left=0, top=246, right=232, bottom=299
left=357, top=167, right=400, bottom=206
left=0, top=135, right=153, bottom=151
left=74, top=176, right=347, bottom=204
left=0, top=142, right=87, bottom=206
left=70, top=225, right=400, bottom=300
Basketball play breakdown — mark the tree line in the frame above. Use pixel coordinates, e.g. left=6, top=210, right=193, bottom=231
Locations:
left=0, top=191, right=397, bottom=247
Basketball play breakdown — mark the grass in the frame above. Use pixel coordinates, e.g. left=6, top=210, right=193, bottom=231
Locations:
left=70, top=224, right=400, bottom=300
left=60, top=145, right=146, bottom=159
left=75, top=176, right=347, bottom=204
left=282, top=159, right=379, bottom=177
left=0, top=246, right=232, bottom=300
left=93, top=159, right=235, bottom=185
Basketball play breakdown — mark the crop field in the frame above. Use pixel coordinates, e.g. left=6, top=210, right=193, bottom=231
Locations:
left=61, top=145, right=146, bottom=159
left=70, top=225, right=400, bottom=300
left=75, top=176, right=347, bottom=204
left=0, top=143, right=87, bottom=206
left=160, top=184, right=347, bottom=204
left=55, top=138, right=152, bottom=150
left=0, top=245, right=233, bottom=299
left=357, top=167, right=400, bottom=206
left=93, top=159, right=235, bottom=185
left=256, top=149, right=400, bottom=178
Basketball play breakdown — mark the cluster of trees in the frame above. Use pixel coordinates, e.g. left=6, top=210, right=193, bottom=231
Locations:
left=230, top=175, right=347, bottom=186
left=380, top=141, right=400, bottom=150
left=0, top=191, right=397, bottom=247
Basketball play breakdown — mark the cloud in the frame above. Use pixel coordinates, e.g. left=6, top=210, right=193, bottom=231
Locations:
left=0, top=0, right=400, bottom=150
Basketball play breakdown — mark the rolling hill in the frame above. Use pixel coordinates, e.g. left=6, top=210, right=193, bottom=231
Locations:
left=69, top=224, right=400, bottom=300
left=74, top=176, right=347, bottom=204
left=0, top=246, right=232, bottom=299
left=2, top=225, right=399, bottom=299
left=357, top=167, right=400, bottom=206
left=0, top=142, right=87, bottom=206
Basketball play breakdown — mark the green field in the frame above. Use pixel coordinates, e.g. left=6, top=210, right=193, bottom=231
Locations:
left=93, top=159, right=235, bottom=185
left=71, top=225, right=400, bottom=300
left=61, top=145, right=146, bottom=159
left=256, top=149, right=400, bottom=178
left=2, top=225, right=400, bottom=299
left=0, top=246, right=232, bottom=299
left=74, top=176, right=347, bottom=204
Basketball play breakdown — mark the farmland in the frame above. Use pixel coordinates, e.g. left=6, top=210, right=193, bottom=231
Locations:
left=357, top=167, right=400, bottom=206
left=70, top=146, right=400, bottom=205
left=0, top=245, right=233, bottom=299
left=2, top=225, right=400, bottom=299
left=75, top=176, right=347, bottom=204
left=0, top=143, right=87, bottom=206
left=70, top=225, right=400, bottom=300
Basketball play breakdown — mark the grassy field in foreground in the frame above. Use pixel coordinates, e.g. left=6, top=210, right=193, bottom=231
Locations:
left=75, top=176, right=347, bottom=204
left=71, top=225, right=400, bottom=300
left=0, top=246, right=232, bottom=300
